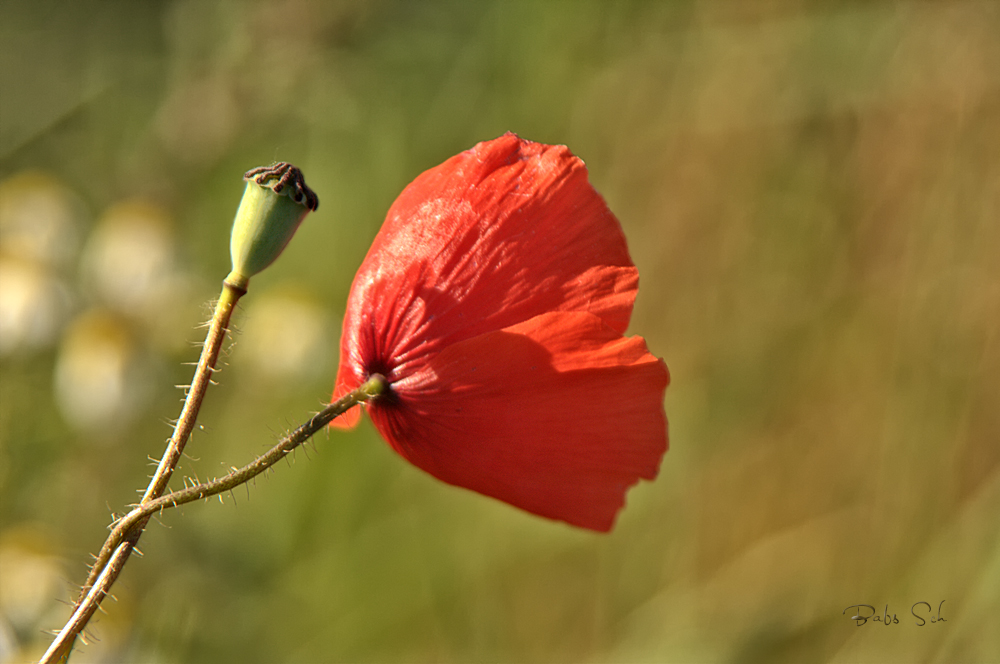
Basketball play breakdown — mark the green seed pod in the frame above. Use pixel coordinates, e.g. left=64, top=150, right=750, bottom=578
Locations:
left=227, top=163, right=318, bottom=289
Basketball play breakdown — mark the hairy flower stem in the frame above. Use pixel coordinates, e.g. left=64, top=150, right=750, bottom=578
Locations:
left=42, top=279, right=246, bottom=664
left=99, top=375, right=385, bottom=571
left=41, top=377, right=383, bottom=664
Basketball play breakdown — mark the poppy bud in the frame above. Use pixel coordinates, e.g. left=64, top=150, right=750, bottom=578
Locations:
left=227, top=163, right=319, bottom=289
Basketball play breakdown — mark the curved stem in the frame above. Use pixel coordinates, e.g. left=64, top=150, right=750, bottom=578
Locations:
left=40, top=378, right=382, bottom=664
left=143, top=279, right=246, bottom=504
left=41, top=374, right=386, bottom=664
left=95, top=375, right=384, bottom=567
left=41, top=279, right=245, bottom=664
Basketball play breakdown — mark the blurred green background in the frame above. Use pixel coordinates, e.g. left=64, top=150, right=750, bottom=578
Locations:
left=1, top=1, right=998, bottom=662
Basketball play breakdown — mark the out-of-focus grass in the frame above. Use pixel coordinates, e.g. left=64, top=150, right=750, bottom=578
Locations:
left=1, top=1, right=998, bottom=662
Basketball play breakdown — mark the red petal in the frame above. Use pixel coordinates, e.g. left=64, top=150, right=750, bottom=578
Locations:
left=335, top=133, right=638, bottom=391
left=329, top=371, right=362, bottom=430
left=368, top=311, right=669, bottom=532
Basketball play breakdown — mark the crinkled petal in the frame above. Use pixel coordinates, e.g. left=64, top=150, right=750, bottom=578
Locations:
left=334, top=133, right=638, bottom=394
left=368, top=311, right=669, bottom=531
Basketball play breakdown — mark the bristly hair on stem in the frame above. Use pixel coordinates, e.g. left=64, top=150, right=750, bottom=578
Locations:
left=124, top=373, right=384, bottom=527
left=41, top=161, right=321, bottom=664
left=39, top=372, right=384, bottom=664
left=39, top=279, right=246, bottom=664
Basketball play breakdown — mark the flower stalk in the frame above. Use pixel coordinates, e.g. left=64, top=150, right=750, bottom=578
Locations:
left=89, top=374, right=384, bottom=556
left=41, top=280, right=244, bottom=664
left=40, top=163, right=319, bottom=664
left=40, top=375, right=382, bottom=663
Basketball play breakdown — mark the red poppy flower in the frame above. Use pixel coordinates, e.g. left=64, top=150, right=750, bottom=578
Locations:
left=332, top=133, right=668, bottom=531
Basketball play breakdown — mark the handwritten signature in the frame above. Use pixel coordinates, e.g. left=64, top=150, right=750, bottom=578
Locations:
left=843, top=601, right=947, bottom=626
